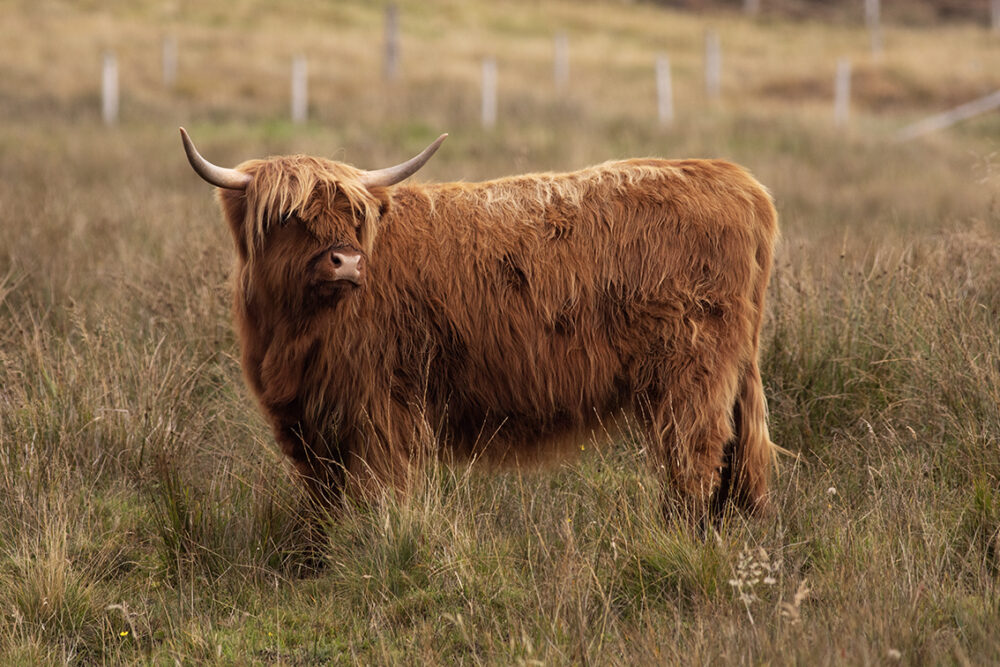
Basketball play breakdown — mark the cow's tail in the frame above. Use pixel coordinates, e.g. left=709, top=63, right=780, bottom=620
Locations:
left=728, top=356, right=777, bottom=513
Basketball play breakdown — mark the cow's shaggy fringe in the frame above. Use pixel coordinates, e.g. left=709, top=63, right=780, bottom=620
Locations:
left=236, top=157, right=382, bottom=262
left=213, top=154, right=779, bottom=519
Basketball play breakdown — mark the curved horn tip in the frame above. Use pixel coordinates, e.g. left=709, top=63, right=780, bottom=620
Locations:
left=179, top=127, right=252, bottom=191
left=359, top=132, right=449, bottom=189
left=429, top=133, right=448, bottom=150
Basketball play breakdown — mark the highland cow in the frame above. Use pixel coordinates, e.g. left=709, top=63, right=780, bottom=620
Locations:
left=180, top=128, right=778, bottom=519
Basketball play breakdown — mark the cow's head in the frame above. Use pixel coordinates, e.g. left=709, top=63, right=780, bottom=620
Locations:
left=180, top=128, right=445, bottom=313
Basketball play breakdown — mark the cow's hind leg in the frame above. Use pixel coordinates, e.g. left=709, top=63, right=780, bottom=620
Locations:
left=637, top=357, right=741, bottom=524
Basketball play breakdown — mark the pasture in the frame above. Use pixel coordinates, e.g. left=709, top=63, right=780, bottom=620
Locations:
left=1, top=0, right=998, bottom=663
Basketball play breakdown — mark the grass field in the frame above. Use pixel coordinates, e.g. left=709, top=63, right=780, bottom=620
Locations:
left=1, top=0, right=999, bottom=663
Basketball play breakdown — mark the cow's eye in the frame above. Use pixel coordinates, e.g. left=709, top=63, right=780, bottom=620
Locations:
left=307, top=247, right=329, bottom=270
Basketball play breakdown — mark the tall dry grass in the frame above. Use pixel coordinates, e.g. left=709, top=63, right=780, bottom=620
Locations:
left=0, top=0, right=998, bottom=663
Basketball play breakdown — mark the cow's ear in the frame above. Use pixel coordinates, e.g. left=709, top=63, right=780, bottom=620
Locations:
left=366, top=185, right=391, bottom=217
left=217, top=188, right=250, bottom=260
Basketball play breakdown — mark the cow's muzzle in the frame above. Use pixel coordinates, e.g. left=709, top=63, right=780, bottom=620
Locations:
left=329, top=250, right=365, bottom=286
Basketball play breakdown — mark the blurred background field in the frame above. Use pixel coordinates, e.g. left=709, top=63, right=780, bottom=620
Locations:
left=0, top=0, right=998, bottom=663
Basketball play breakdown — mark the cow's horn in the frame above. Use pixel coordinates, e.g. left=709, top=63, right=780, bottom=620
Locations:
left=359, top=134, right=448, bottom=188
left=179, top=127, right=252, bottom=190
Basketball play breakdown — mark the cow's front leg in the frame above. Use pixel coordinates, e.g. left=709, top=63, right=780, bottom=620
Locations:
left=343, top=400, right=434, bottom=503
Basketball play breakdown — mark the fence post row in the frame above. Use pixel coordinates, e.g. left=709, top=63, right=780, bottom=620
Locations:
left=102, top=52, right=118, bottom=126
left=102, top=6, right=1000, bottom=134
left=704, top=30, right=721, bottom=100
left=291, top=55, right=308, bottom=124
left=834, top=58, right=851, bottom=127
left=656, top=55, right=674, bottom=127
left=481, top=57, right=497, bottom=128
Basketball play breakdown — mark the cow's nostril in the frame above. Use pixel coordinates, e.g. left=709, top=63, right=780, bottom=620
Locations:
left=330, top=253, right=342, bottom=268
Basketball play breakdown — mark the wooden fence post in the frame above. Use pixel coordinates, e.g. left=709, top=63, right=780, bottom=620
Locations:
left=834, top=58, right=851, bottom=127
left=102, top=51, right=118, bottom=126
left=554, top=31, right=569, bottom=91
left=656, top=55, right=674, bottom=127
left=704, top=30, right=721, bottom=100
left=384, top=4, right=399, bottom=81
left=865, top=0, right=882, bottom=57
left=481, top=57, right=497, bottom=128
left=291, top=55, right=308, bottom=124
left=992, top=0, right=1000, bottom=32
left=162, top=36, right=177, bottom=88
left=744, top=0, right=760, bottom=16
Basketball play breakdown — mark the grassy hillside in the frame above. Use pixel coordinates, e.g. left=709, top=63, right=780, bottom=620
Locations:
left=0, top=0, right=998, bottom=663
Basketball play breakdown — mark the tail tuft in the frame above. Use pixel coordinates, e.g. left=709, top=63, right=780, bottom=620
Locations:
left=730, top=358, right=775, bottom=514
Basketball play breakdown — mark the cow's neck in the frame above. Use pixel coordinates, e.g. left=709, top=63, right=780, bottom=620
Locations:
left=237, top=293, right=325, bottom=412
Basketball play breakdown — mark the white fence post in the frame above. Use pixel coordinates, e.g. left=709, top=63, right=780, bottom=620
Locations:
left=834, top=58, right=851, bottom=127
left=384, top=4, right=399, bottom=81
left=865, top=0, right=882, bottom=57
left=162, top=36, right=177, bottom=88
left=656, top=54, right=674, bottom=127
left=481, top=57, right=497, bottom=128
left=291, top=55, right=308, bottom=124
left=704, top=30, right=721, bottom=100
left=102, top=51, right=118, bottom=126
left=554, top=31, right=569, bottom=91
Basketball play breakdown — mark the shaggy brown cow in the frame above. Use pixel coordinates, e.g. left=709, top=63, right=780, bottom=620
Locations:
left=180, top=128, right=778, bottom=519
